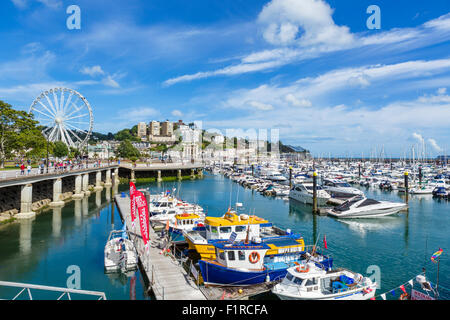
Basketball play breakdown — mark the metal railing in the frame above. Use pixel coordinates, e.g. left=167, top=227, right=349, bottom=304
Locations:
left=0, top=281, right=107, bottom=300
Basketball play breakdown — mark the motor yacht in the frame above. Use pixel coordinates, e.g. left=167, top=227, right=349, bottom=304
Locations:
left=322, top=178, right=364, bottom=198
left=289, top=183, right=331, bottom=206
left=327, top=195, right=407, bottom=218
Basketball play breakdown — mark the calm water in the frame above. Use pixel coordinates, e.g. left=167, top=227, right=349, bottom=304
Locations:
left=0, top=173, right=448, bottom=300
left=0, top=186, right=150, bottom=300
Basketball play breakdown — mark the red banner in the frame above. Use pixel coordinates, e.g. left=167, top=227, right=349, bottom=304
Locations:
left=135, top=190, right=150, bottom=247
left=129, top=182, right=137, bottom=224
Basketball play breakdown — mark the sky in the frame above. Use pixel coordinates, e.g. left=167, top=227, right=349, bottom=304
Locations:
left=1, top=0, right=450, bottom=157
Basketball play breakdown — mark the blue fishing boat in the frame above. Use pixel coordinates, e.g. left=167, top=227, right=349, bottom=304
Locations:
left=198, top=237, right=333, bottom=286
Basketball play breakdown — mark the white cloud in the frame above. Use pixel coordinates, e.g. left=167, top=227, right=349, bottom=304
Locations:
left=164, top=5, right=450, bottom=86
left=258, top=0, right=354, bottom=47
left=37, top=0, right=62, bottom=9
left=428, top=138, right=443, bottom=152
left=171, top=110, right=183, bottom=117
left=80, top=65, right=105, bottom=77
left=412, top=132, right=424, bottom=144
left=11, top=0, right=27, bottom=9
left=285, top=94, right=312, bottom=107
left=424, top=13, right=450, bottom=31
left=102, top=75, right=120, bottom=88
left=11, top=0, right=62, bottom=9
left=437, top=87, right=447, bottom=95
left=248, top=101, right=274, bottom=110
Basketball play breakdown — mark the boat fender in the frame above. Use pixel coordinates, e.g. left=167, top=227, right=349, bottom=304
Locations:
left=248, top=251, right=260, bottom=264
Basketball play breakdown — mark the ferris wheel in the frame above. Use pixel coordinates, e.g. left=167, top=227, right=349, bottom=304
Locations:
left=29, top=88, right=93, bottom=149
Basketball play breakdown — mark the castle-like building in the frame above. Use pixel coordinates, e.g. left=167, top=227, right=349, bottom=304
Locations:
left=137, top=120, right=181, bottom=145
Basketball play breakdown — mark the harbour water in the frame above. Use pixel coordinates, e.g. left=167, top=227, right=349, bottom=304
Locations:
left=0, top=172, right=449, bottom=300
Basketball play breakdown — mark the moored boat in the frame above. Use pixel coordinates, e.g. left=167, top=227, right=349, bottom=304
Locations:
left=272, top=263, right=376, bottom=300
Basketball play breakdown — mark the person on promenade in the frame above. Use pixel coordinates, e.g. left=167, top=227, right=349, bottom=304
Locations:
left=20, top=163, right=25, bottom=175
left=27, top=164, right=31, bottom=175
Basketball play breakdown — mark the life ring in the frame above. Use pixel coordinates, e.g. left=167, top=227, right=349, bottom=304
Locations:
left=248, top=251, right=260, bottom=264
left=296, top=265, right=310, bottom=273
left=182, top=213, right=189, bottom=217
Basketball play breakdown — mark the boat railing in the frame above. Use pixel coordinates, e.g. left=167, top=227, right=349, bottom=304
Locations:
left=0, top=281, right=107, bottom=300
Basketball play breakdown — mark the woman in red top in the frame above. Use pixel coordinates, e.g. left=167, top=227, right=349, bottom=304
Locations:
left=20, top=163, right=25, bottom=175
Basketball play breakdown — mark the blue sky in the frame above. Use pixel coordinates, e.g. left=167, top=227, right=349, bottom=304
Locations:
left=1, top=0, right=450, bottom=157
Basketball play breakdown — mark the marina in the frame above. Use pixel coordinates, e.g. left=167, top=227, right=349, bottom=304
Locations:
left=1, top=162, right=449, bottom=300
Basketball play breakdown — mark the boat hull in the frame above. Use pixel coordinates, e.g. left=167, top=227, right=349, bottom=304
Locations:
left=327, top=205, right=407, bottom=218
left=273, top=286, right=376, bottom=300
left=198, top=257, right=333, bottom=286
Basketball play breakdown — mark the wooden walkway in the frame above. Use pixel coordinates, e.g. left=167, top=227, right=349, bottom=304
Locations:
left=114, top=194, right=206, bottom=300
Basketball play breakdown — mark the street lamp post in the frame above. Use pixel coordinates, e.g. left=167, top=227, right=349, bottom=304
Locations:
left=45, top=135, right=49, bottom=174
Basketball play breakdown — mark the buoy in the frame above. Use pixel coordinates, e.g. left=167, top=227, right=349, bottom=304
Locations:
left=238, top=289, right=243, bottom=294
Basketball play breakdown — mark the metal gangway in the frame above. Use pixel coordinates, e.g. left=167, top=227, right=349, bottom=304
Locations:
left=0, top=281, right=107, bottom=300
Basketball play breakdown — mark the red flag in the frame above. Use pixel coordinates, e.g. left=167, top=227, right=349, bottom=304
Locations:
left=400, top=285, right=406, bottom=294
left=135, top=190, right=150, bottom=247
left=323, top=235, right=328, bottom=249
left=129, top=182, right=137, bottom=224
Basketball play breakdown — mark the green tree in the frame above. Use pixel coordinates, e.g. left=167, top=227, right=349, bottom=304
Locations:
left=0, top=101, right=46, bottom=168
left=115, top=128, right=140, bottom=142
left=53, top=141, right=69, bottom=158
left=116, top=140, right=140, bottom=159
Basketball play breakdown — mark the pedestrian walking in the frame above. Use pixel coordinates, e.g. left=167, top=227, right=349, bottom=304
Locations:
left=20, top=163, right=25, bottom=175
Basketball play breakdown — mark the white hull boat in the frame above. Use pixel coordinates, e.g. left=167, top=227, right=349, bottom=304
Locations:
left=272, top=262, right=376, bottom=300
left=327, top=195, right=407, bottom=218
left=104, top=230, right=138, bottom=273
left=289, top=183, right=330, bottom=206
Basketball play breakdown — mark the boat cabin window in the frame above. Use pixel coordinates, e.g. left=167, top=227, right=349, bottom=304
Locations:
left=293, top=277, right=303, bottom=285
left=227, top=251, right=235, bottom=261
left=305, top=278, right=319, bottom=291
left=356, top=199, right=380, bottom=208
left=210, top=226, right=218, bottom=234
left=218, top=250, right=225, bottom=260
left=235, top=226, right=246, bottom=233
left=286, top=273, right=294, bottom=282
left=220, top=226, right=232, bottom=234
left=238, top=251, right=245, bottom=261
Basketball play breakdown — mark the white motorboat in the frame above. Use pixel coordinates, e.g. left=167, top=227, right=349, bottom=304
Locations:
left=266, top=170, right=288, bottom=183
left=289, top=183, right=331, bottom=206
left=327, top=195, right=407, bottom=218
left=322, top=178, right=364, bottom=198
left=104, top=230, right=138, bottom=273
left=272, top=262, right=376, bottom=300
left=409, top=185, right=434, bottom=194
